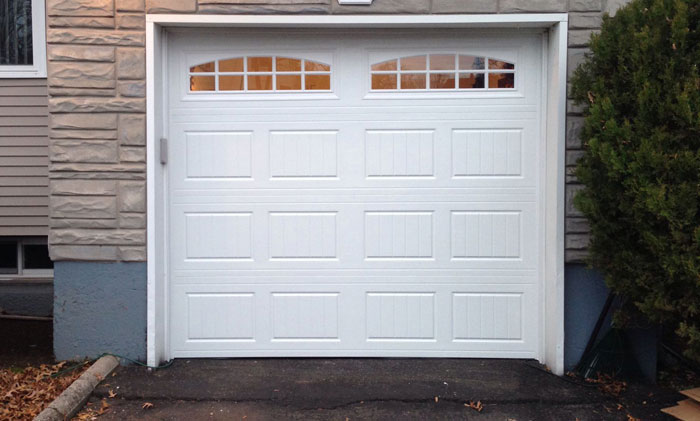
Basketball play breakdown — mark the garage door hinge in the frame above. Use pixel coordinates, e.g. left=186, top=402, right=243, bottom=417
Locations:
left=159, top=138, right=167, bottom=165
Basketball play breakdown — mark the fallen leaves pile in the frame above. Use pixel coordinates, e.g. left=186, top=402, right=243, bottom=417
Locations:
left=585, top=373, right=628, bottom=397
left=0, top=361, right=89, bottom=421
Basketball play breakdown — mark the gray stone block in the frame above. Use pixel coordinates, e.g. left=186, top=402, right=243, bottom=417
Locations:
left=49, top=17, right=116, bottom=28
left=119, top=181, right=146, bottom=213
left=48, top=45, right=116, bottom=62
left=48, top=29, right=146, bottom=46
left=566, top=150, right=584, bottom=166
left=50, top=171, right=146, bottom=180
left=568, top=0, right=602, bottom=11
left=605, top=0, right=628, bottom=15
left=565, top=217, right=590, bottom=234
left=118, top=81, right=146, bottom=97
left=569, top=29, right=598, bottom=48
left=51, top=179, right=117, bottom=196
left=51, top=140, right=119, bottom=163
left=50, top=228, right=146, bottom=245
left=566, top=184, right=585, bottom=217
left=120, top=146, right=146, bottom=162
left=565, top=248, right=589, bottom=263
left=52, top=218, right=119, bottom=229
left=49, top=62, right=116, bottom=89
left=118, top=114, right=146, bottom=145
left=49, top=87, right=116, bottom=97
left=51, top=196, right=118, bottom=219
left=49, top=97, right=146, bottom=113
left=48, top=0, right=114, bottom=17
left=51, top=129, right=117, bottom=139
left=499, top=0, right=567, bottom=12
left=117, top=48, right=146, bottom=79
left=119, top=212, right=146, bottom=229
left=569, top=12, right=603, bottom=29
left=50, top=113, right=118, bottom=130
left=116, top=14, right=145, bottom=30
left=50, top=245, right=119, bottom=261
left=146, top=0, right=197, bottom=12
left=432, top=0, right=497, bottom=13
left=119, top=246, right=146, bottom=261
left=116, top=0, right=145, bottom=12
left=51, top=162, right=146, bottom=173
left=566, top=116, right=585, bottom=149
left=566, top=233, right=590, bottom=250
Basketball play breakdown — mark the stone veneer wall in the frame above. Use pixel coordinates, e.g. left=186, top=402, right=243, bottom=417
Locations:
left=46, top=0, right=628, bottom=264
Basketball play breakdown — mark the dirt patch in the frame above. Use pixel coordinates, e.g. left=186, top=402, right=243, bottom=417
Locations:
left=0, top=319, right=53, bottom=369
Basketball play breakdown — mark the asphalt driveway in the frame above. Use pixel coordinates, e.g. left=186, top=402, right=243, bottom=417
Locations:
left=86, top=359, right=681, bottom=420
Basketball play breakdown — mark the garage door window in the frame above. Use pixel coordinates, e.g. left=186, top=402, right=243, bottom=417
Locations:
left=189, top=56, right=331, bottom=92
left=370, top=54, right=515, bottom=91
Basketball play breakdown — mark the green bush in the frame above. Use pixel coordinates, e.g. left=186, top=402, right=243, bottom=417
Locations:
left=570, top=0, right=700, bottom=361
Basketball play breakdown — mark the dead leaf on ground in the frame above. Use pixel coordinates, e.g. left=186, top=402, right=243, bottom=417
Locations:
left=464, top=400, right=483, bottom=412
left=97, top=399, right=110, bottom=415
left=142, top=402, right=154, bottom=410
left=108, top=389, right=116, bottom=398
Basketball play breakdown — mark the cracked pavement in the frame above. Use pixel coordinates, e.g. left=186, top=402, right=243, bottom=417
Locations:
left=85, top=359, right=681, bottom=420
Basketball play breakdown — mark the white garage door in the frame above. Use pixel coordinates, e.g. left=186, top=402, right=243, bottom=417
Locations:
left=166, top=28, right=544, bottom=359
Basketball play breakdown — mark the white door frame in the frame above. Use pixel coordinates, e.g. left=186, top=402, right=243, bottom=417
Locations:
left=146, top=13, right=568, bottom=374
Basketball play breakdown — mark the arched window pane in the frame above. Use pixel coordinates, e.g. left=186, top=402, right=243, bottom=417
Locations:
left=190, top=62, right=214, bottom=73
left=400, top=55, right=426, bottom=71
left=219, top=58, right=243, bottom=72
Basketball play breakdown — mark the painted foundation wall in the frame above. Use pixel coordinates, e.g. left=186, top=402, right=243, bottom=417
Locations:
left=53, top=261, right=146, bottom=362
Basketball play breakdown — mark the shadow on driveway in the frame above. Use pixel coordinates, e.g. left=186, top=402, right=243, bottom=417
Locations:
left=88, top=358, right=681, bottom=420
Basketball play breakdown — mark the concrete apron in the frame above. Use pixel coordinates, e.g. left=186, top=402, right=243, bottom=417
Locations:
left=86, top=358, right=681, bottom=420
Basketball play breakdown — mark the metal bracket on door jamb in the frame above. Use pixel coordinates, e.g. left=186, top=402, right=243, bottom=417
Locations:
left=159, top=138, right=167, bottom=165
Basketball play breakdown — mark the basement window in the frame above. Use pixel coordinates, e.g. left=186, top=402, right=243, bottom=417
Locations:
left=0, top=238, right=53, bottom=278
left=0, top=0, right=47, bottom=78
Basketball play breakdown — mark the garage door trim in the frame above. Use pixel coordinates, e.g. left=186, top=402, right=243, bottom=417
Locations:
left=145, top=13, right=568, bottom=375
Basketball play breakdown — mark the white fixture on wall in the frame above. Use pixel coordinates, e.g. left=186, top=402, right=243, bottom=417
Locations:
left=338, top=0, right=373, bottom=4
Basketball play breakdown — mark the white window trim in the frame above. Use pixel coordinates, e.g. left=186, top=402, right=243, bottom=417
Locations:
left=0, top=0, right=47, bottom=78
left=146, top=13, right=568, bottom=375
left=0, top=237, right=53, bottom=280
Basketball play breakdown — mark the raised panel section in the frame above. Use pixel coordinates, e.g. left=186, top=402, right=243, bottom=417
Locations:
left=366, top=293, right=435, bottom=340
left=270, top=131, right=338, bottom=178
left=187, top=293, right=255, bottom=340
left=185, top=213, right=252, bottom=259
left=272, top=293, right=339, bottom=340
left=365, top=211, right=433, bottom=259
left=365, top=130, right=434, bottom=177
left=452, top=129, right=522, bottom=176
left=451, top=211, right=520, bottom=258
left=452, top=293, right=522, bottom=340
left=269, top=212, right=337, bottom=259
left=186, top=131, right=252, bottom=178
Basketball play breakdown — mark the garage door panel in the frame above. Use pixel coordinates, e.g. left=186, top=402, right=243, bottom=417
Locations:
left=170, top=202, right=537, bottom=271
left=170, top=282, right=538, bottom=357
left=169, top=122, right=540, bottom=190
left=167, top=29, right=544, bottom=358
